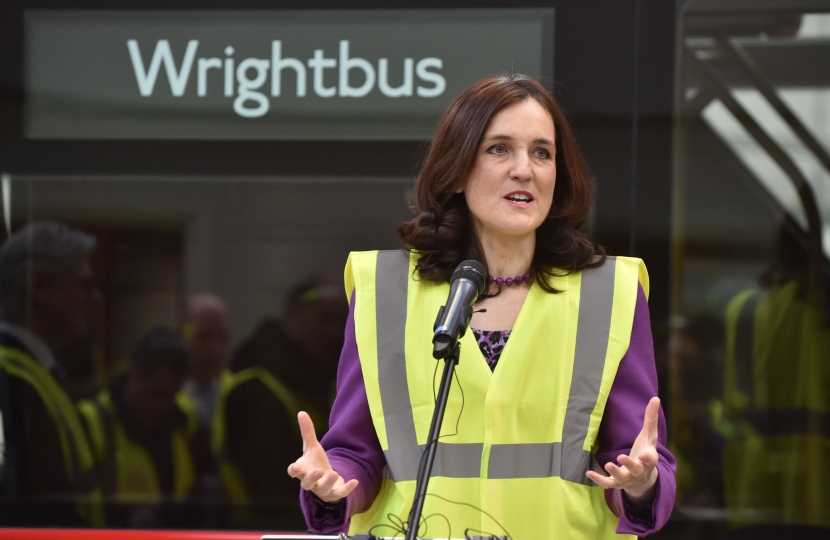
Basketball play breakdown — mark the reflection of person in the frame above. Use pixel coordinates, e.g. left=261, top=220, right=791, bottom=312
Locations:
left=178, top=293, right=230, bottom=429
left=78, top=328, right=211, bottom=528
left=288, top=75, right=676, bottom=538
left=213, top=277, right=347, bottom=525
left=720, top=224, right=830, bottom=531
left=0, top=222, right=103, bottom=526
left=669, top=315, right=724, bottom=508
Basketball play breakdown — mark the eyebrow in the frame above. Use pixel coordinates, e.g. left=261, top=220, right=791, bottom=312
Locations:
left=486, top=134, right=555, bottom=146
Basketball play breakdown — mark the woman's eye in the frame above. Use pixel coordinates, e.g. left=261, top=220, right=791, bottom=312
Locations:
left=487, top=144, right=507, bottom=155
left=533, top=148, right=551, bottom=159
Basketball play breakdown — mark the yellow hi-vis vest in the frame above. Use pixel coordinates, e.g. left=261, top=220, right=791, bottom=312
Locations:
left=211, top=368, right=302, bottom=506
left=78, top=391, right=195, bottom=505
left=721, top=281, right=830, bottom=527
left=0, top=345, right=104, bottom=526
left=345, top=250, right=648, bottom=540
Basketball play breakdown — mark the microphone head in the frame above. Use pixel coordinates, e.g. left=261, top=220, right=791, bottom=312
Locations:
left=451, top=260, right=486, bottom=297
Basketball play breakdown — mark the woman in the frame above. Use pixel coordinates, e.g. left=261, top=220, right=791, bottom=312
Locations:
left=288, top=74, right=676, bottom=539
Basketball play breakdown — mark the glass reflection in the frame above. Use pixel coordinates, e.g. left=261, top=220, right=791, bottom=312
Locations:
left=77, top=327, right=212, bottom=527
left=0, top=167, right=408, bottom=528
left=218, top=276, right=347, bottom=528
left=718, top=222, right=829, bottom=529
left=674, top=2, right=830, bottom=536
left=0, top=222, right=104, bottom=526
left=0, top=219, right=352, bottom=529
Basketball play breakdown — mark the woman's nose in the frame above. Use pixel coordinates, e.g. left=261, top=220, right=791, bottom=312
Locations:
left=509, top=153, right=533, bottom=181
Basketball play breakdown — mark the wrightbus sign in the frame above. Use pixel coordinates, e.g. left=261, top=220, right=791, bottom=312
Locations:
left=24, top=10, right=553, bottom=140
left=126, top=39, right=447, bottom=118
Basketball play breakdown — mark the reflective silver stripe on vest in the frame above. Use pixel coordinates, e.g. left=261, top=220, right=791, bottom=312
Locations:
left=559, top=257, right=617, bottom=485
left=421, top=442, right=483, bottom=478
left=487, top=442, right=563, bottom=478
left=375, top=250, right=422, bottom=482
left=376, top=254, right=618, bottom=484
left=383, top=442, right=485, bottom=480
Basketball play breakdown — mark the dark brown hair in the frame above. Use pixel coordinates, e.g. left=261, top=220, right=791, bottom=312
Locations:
left=398, top=73, right=605, bottom=292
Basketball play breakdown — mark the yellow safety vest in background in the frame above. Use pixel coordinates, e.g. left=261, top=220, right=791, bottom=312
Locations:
left=0, top=346, right=104, bottom=526
left=78, top=391, right=195, bottom=505
left=174, top=390, right=208, bottom=435
left=721, top=281, right=830, bottom=527
left=211, top=368, right=302, bottom=506
left=345, top=250, right=648, bottom=540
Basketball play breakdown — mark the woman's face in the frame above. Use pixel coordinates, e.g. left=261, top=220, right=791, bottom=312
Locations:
left=460, top=98, right=557, bottom=243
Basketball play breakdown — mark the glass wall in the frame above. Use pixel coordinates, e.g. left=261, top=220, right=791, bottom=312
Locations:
left=668, top=0, right=830, bottom=538
left=0, top=173, right=411, bottom=529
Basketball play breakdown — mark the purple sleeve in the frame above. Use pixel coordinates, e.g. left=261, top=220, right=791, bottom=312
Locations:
left=300, top=291, right=386, bottom=534
left=596, top=285, right=677, bottom=535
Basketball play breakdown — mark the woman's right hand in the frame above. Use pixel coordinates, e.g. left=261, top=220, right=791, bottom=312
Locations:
left=286, top=411, right=359, bottom=503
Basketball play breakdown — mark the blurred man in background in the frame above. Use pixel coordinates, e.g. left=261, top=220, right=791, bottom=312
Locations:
left=78, top=327, right=217, bottom=528
left=213, top=275, right=347, bottom=527
left=179, top=293, right=230, bottom=429
left=0, top=222, right=103, bottom=526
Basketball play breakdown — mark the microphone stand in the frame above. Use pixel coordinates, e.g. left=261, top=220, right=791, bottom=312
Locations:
left=404, top=341, right=461, bottom=540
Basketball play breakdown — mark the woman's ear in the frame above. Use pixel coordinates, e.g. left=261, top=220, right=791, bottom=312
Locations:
left=454, top=179, right=465, bottom=194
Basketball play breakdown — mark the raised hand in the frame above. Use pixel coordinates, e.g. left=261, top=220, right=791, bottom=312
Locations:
left=286, top=411, right=359, bottom=503
left=586, top=396, right=660, bottom=504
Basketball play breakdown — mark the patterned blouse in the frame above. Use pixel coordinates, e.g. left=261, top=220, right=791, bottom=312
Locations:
left=471, top=328, right=511, bottom=371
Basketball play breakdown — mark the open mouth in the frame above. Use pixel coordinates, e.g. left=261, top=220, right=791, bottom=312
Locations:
left=505, top=193, right=534, bottom=203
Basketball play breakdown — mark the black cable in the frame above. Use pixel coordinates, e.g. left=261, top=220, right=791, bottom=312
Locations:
left=411, top=361, right=467, bottom=521
left=369, top=522, right=403, bottom=538
left=387, top=513, right=408, bottom=537
left=387, top=510, right=433, bottom=539
left=417, top=510, right=428, bottom=539
left=397, top=509, right=429, bottom=539
left=432, top=356, right=441, bottom=403
left=408, top=355, right=470, bottom=536
left=431, top=358, right=466, bottom=441
left=446, top=367, right=465, bottom=439
left=423, top=512, right=453, bottom=540
left=425, top=492, right=514, bottom=540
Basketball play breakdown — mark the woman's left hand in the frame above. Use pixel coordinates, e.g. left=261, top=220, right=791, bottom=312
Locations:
left=586, top=396, right=660, bottom=505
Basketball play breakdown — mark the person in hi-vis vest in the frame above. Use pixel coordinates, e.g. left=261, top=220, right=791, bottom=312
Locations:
left=177, top=293, right=231, bottom=431
left=719, top=223, right=830, bottom=531
left=288, top=74, right=676, bottom=539
left=0, top=222, right=104, bottom=527
left=78, top=327, right=212, bottom=528
left=213, top=276, right=347, bottom=528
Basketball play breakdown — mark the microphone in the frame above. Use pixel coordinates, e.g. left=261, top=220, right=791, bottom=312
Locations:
left=432, top=260, right=486, bottom=359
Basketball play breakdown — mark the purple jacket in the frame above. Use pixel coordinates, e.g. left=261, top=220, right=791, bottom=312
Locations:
left=301, top=285, right=676, bottom=536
